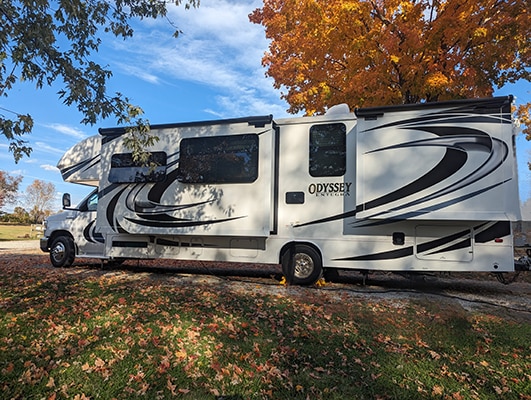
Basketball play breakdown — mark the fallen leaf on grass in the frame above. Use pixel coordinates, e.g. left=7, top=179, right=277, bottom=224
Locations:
left=46, top=377, right=55, bottom=388
left=73, top=394, right=90, bottom=400
left=2, top=362, right=14, bottom=374
left=432, top=384, right=444, bottom=395
left=164, top=380, right=174, bottom=396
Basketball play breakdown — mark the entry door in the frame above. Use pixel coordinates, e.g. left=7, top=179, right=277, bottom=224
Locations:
left=278, top=121, right=356, bottom=239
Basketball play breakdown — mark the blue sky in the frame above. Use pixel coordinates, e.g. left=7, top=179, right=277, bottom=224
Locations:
left=1, top=0, right=530, bottom=212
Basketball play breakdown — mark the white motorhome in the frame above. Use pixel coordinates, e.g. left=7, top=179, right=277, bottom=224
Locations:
left=41, top=96, right=527, bottom=284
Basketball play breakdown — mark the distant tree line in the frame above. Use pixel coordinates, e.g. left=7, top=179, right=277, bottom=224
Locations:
left=0, top=170, right=57, bottom=224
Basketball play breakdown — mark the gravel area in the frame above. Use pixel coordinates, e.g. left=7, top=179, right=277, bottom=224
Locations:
left=0, top=240, right=41, bottom=253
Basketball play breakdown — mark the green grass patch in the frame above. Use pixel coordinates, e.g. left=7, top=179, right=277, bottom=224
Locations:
left=0, top=223, right=35, bottom=240
left=0, top=261, right=530, bottom=399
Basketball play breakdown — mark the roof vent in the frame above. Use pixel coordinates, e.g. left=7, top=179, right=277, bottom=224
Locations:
left=325, top=103, right=350, bottom=115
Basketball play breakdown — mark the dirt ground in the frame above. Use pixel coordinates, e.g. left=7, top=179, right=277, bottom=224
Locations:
left=2, top=240, right=531, bottom=323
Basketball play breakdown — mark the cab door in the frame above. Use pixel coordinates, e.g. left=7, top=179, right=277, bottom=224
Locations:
left=71, top=190, right=105, bottom=257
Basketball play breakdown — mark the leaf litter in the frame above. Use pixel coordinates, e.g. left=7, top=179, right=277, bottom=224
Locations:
left=1, top=254, right=530, bottom=399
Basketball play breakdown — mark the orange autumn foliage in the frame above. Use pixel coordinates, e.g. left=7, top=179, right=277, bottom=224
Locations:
left=250, top=0, right=530, bottom=132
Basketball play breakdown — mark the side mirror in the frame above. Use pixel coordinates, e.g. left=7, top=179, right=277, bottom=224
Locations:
left=62, top=193, right=71, bottom=209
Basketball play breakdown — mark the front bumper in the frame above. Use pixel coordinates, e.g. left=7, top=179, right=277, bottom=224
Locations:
left=40, top=237, right=50, bottom=252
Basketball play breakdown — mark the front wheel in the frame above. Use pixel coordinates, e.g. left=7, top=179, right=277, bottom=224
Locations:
left=50, top=236, right=75, bottom=268
left=281, top=244, right=322, bottom=285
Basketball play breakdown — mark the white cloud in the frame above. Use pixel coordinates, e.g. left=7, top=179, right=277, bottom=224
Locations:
left=0, top=143, right=10, bottom=160
left=41, top=164, right=59, bottom=172
left=214, top=91, right=287, bottom=119
left=109, top=0, right=290, bottom=118
left=168, top=0, right=268, bottom=61
left=42, top=123, right=87, bottom=139
left=34, top=141, right=65, bottom=155
left=113, top=62, right=162, bottom=85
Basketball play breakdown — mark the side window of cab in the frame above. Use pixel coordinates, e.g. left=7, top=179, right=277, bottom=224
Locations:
left=86, top=192, right=98, bottom=211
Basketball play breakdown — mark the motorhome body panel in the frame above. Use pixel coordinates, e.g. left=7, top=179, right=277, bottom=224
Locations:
left=99, top=219, right=513, bottom=272
left=355, top=97, right=520, bottom=221
left=316, top=220, right=513, bottom=272
left=57, top=135, right=101, bottom=186
left=97, top=117, right=274, bottom=237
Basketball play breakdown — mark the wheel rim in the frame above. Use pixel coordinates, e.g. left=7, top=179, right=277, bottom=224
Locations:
left=294, top=253, right=314, bottom=279
left=51, top=242, right=66, bottom=263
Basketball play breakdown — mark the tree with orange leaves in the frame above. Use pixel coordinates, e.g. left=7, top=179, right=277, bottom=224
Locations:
left=250, top=0, right=530, bottom=133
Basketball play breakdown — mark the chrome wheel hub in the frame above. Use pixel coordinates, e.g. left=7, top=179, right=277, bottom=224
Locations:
left=294, top=253, right=314, bottom=279
left=51, top=242, right=65, bottom=262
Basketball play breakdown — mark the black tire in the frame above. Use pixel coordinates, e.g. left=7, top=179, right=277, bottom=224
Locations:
left=281, top=244, right=322, bottom=285
left=50, top=236, right=75, bottom=268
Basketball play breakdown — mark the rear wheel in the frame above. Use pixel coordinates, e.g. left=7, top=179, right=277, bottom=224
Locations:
left=50, top=236, right=75, bottom=268
left=282, top=244, right=322, bottom=285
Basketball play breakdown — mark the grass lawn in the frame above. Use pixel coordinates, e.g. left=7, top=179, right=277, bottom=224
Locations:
left=0, top=256, right=530, bottom=399
left=0, top=223, right=37, bottom=241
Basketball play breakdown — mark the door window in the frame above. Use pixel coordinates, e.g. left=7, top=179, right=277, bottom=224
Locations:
left=309, top=123, right=346, bottom=177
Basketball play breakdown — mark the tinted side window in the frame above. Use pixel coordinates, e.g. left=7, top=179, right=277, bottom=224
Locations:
left=179, top=134, right=259, bottom=184
left=109, top=152, right=167, bottom=183
left=309, top=123, right=346, bottom=177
